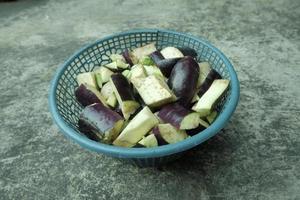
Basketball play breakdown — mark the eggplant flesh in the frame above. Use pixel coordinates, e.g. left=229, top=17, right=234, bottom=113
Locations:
left=168, top=56, right=199, bottom=107
left=160, top=47, right=184, bottom=59
left=132, top=43, right=157, bottom=60
left=80, top=103, right=124, bottom=143
left=152, top=124, right=188, bottom=145
left=77, top=72, right=97, bottom=88
left=113, top=106, right=159, bottom=147
left=198, top=69, right=222, bottom=97
left=75, top=84, right=107, bottom=107
left=193, top=79, right=230, bottom=116
left=138, top=134, right=158, bottom=148
left=197, top=62, right=211, bottom=88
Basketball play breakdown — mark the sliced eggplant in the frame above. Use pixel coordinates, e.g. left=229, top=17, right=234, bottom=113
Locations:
left=132, top=43, right=157, bottom=60
left=122, top=49, right=138, bottom=66
left=109, top=53, right=130, bottom=69
left=156, top=58, right=181, bottom=77
left=143, top=65, right=165, bottom=79
left=76, top=72, right=97, bottom=88
left=105, top=61, right=118, bottom=70
left=129, top=64, right=147, bottom=87
left=113, top=106, right=159, bottom=147
left=150, top=51, right=164, bottom=64
left=139, top=55, right=155, bottom=66
left=75, top=84, right=107, bottom=107
left=106, top=93, right=117, bottom=108
left=168, top=56, right=199, bottom=107
left=110, top=73, right=140, bottom=119
left=191, top=93, right=200, bottom=103
left=197, top=62, right=211, bottom=88
left=121, top=69, right=132, bottom=80
left=198, top=68, right=222, bottom=97
left=78, top=118, right=100, bottom=141
left=138, top=134, right=158, bottom=148
left=177, top=47, right=197, bottom=58
left=93, top=67, right=114, bottom=83
left=133, top=75, right=176, bottom=108
left=152, top=124, right=188, bottom=145
left=100, top=82, right=113, bottom=100
left=193, top=79, right=230, bottom=116
left=80, top=103, right=124, bottom=143
left=94, top=71, right=102, bottom=88
left=186, top=118, right=209, bottom=136
left=157, top=103, right=202, bottom=130
left=160, top=47, right=184, bottom=59
left=206, top=110, right=218, bottom=124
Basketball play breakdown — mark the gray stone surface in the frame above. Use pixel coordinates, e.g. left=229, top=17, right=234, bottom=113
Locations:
left=0, top=0, right=299, bottom=199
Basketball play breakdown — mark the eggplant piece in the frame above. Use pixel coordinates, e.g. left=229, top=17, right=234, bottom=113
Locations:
left=193, top=79, right=230, bottom=116
left=93, top=67, right=114, bottom=83
left=100, top=82, right=113, bottom=100
left=110, top=73, right=140, bottom=119
left=78, top=119, right=100, bottom=141
left=75, top=84, right=107, bottom=107
left=133, top=75, right=176, bottom=108
left=138, top=134, right=158, bottom=148
left=157, top=103, right=202, bottom=130
left=113, top=106, right=159, bottom=147
left=122, top=49, right=138, bottom=66
left=206, top=110, right=218, bottom=124
left=139, top=55, right=155, bottom=66
left=129, top=64, right=147, bottom=87
left=110, top=54, right=130, bottom=69
left=76, top=72, right=97, bottom=88
left=186, top=119, right=209, bottom=136
left=160, top=47, right=184, bottom=59
left=150, top=51, right=164, bottom=64
left=177, top=47, right=197, bottom=58
left=156, top=58, right=181, bottom=77
left=143, top=65, right=165, bottom=80
left=106, top=93, right=117, bottom=108
left=198, top=69, right=222, bottom=97
left=132, top=43, right=157, bottom=60
left=197, top=62, right=212, bottom=88
left=168, top=56, right=199, bottom=107
left=152, top=124, right=188, bottom=145
left=191, top=93, right=200, bottom=103
left=121, top=69, right=132, bottom=80
left=80, top=103, right=124, bottom=143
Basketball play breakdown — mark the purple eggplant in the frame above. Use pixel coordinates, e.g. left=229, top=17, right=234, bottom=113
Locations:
left=152, top=124, right=188, bottom=145
left=198, top=69, right=222, bottom=97
left=186, top=119, right=209, bottom=136
left=177, top=47, right=198, bottom=58
left=157, top=103, right=202, bottom=130
left=75, top=84, right=107, bottom=107
left=168, top=56, right=199, bottom=107
left=156, top=58, right=181, bottom=77
left=80, top=103, right=124, bottom=143
left=110, top=73, right=140, bottom=119
left=150, top=51, right=164, bottom=63
left=122, top=49, right=134, bottom=66
left=78, top=119, right=100, bottom=141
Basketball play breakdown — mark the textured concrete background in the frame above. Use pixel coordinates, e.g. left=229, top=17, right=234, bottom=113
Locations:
left=1, top=0, right=300, bottom=199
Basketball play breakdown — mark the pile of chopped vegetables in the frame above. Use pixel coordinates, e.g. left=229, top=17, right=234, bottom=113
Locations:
left=75, top=43, right=229, bottom=148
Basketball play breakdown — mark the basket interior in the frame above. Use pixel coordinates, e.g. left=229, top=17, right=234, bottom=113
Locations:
left=55, top=31, right=231, bottom=132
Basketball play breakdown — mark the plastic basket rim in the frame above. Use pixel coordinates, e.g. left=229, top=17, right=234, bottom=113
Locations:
left=48, top=28, right=240, bottom=159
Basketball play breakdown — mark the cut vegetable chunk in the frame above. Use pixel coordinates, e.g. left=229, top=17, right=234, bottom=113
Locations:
left=77, top=72, right=97, bottom=88
left=122, top=49, right=138, bottom=66
left=152, top=124, right=188, bottom=145
left=186, top=118, right=209, bottom=136
left=80, top=103, right=124, bottom=143
left=168, top=56, right=199, bottom=107
left=160, top=47, right=184, bottom=59
left=107, top=93, right=117, bottom=108
left=156, top=58, right=181, bottom=77
left=75, top=84, right=107, bottom=107
left=150, top=51, right=164, bottom=64
left=197, top=62, right=211, bottom=88
left=157, top=103, right=202, bottom=130
left=198, top=69, right=222, bottom=97
left=110, top=73, right=140, bottom=119
left=139, top=56, right=155, bottom=66
left=93, top=67, right=114, bottom=83
left=113, top=106, right=159, bottom=147
left=100, top=82, right=113, bottom=100
left=206, top=110, right=218, bottom=124
left=133, top=75, right=176, bottom=107
left=105, top=62, right=118, bottom=70
left=193, top=79, right=230, bottom=116
left=177, top=47, right=198, bottom=58
left=138, top=134, right=158, bottom=148
left=143, top=65, right=165, bottom=79
left=132, top=43, right=157, bottom=60
left=78, top=119, right=100, bottom=141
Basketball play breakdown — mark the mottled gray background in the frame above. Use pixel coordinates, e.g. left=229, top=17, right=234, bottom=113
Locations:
left=0, top=0, right=299, bottom=199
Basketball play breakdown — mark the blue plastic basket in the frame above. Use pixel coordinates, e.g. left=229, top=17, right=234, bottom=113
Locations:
left=48, top=29, right=239, bottom=167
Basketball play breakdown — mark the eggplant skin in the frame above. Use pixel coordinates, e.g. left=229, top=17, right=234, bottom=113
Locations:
left=75, top=84, right=103, bottom=107
left=177, top=47, right=198, bottom=58
left=78, top=119, right=100, bottom=141
left=168, top=56, right=199, bottom=107
left=81, top=103, right=123, bottom=134
left=110, top=73, right=135, bottom=101
left=150, top=51, right=164, bottom=64
left=122, top=49, right=134, bottom=66
left=186, top=125, right=206, bottom=136
left=152, top=126, right=168, bottom=145
left=198, top=69, right=222, bottom=97
left=157, top=103, right=190, bottom=129
left=156, top=58, right=181, bottom=77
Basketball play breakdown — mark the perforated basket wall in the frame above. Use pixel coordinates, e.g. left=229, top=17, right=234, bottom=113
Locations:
left=55, top=30, right=231, bottom=136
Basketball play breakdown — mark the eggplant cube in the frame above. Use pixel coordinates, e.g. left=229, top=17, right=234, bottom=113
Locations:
left=134, top=75, right=176, bottom=107
left=160, top=47, right=184, bottom=59
left=138, top=134, right=158, bottom=148
left=152, top=123, right=188, bottom=145
left=93, top=67, right=114, bottom=83
left=80, top=103, right=124, bottom=143
left=197, top=62, right=211, bottom=88
left=132, top=43, right=157, bottom=60
left=77, top=72, right=97, bottom=88
left=75, top=84, right=107, bottom=107
left=193, top=79, right=230, bottom=116
left=113, top=106, right=159, bottom=147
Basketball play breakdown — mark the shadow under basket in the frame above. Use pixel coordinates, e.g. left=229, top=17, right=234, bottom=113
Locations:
left=49, top=29, right=240, bottom=167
